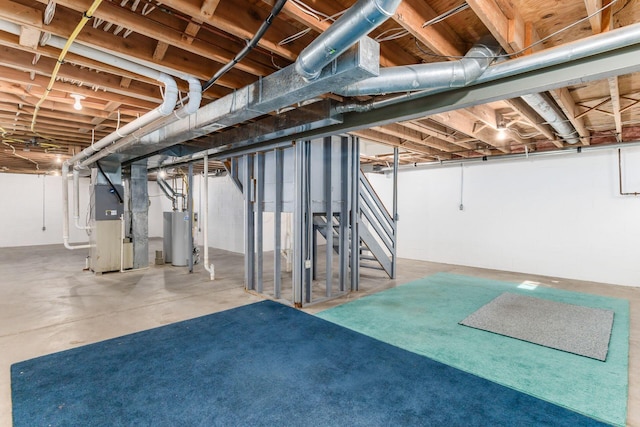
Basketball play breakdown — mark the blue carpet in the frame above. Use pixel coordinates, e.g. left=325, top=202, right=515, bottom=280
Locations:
left=12, top=300, right=606, bottom=426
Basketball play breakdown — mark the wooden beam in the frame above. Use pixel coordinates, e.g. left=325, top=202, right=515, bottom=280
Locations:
left=183, top=20, right=203, bottom=44
left=608, top=77, right=623, bottom=142
left=393, top=0, right=466, bottom=58
left=152, top=41, right=170, bottom=61
left=466, top=0, right=511, bottom=53
left=0, top=1, right=42, bottom=27
left=150, top=0, right=299, bottom=61
left=29, top=0, right=273, bottom=78
left=550, top=88, right=592, bottom=145
left=200, top=0, right=221, bottom=19
left=374, top=123, right=462, bottom=156
left=19, top=26, right=40, bottom=49
left=352, top=129, right=443, bottom=159
left=585, top=0, right=604, bottom=34
left=432, top=110, right=511, bottom=153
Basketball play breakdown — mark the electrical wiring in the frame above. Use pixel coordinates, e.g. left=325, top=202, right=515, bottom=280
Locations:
left=31, top=0, right=104, bottom=134
left=374, top=27, right=410, bottom=42
left=278, top=3, right=345, bottom=46
left=290, top=0, right=337, bottom=21
left=202, top=0, right=288, bottom=93
left=414, top=0, right=621, bottom=60
left=422, top=3, right=469, bottom=28
left=1, top=140, right=40, bottom=171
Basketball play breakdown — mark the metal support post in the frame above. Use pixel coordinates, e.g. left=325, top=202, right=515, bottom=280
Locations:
left=256, top=152, right=265, bottom=293
left=350, top=136, right=360, bottom=291
left=339, top=136, right=349, bottom=292
left=391, top=146, right=398, bottom=279
left=323, top=136, right=333, bottom=297
left=129, top=161, right=149, bottom=269
left=293, top=142, right=304, bottom=306
left=243, top=154, right=255, bottom=290
left=274, top=149, right=283, bottom=298
left=188, top=163, right=194, bottom=273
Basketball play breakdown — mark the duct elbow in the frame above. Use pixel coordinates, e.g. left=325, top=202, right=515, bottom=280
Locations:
left=176, top=77, right=203, bottom=118
left=157, top=73, right=179, bottom=116
left=295, top=0, right=401, bottom=81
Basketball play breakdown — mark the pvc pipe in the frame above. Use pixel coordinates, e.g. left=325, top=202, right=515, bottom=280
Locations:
left=72, top=170, right=90, bottom=230
left=73, top=73, right=177, bottom=165
left=203, top=155, right=215, bottom=280
left=61, top=163, right=91, bottom=250
left=78, top=77, right=202, bottom=168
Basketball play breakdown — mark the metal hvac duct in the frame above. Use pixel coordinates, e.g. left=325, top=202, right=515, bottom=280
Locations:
left=295, top=0, right=402, bottom=81
left=521, top=92, right=580, bottom=144
left=337, top=36, right=502, bottom=96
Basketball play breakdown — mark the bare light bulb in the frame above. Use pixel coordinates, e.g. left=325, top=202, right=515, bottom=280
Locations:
left=70, top=94, right=85, bottom=111
left=497, top=128, right=507, bottom=140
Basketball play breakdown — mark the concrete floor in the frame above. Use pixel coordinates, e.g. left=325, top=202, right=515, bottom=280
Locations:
left=1, top=240, right=638, bottom=427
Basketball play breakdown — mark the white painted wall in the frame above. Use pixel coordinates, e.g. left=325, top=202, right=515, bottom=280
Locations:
left=0, top=173, right=170, bottom=247
left=205, top=175, right=245, bottom=253
left=0, top=173, right=87, bottom=247
left=201, top=174, right=289, bottom=254
left=367, top=146, right=640, bottom=287
left=148, top=180, right=174, bottom=238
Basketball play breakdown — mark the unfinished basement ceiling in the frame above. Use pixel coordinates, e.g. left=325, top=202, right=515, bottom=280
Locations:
left=0, top=0, right=639, bottom=174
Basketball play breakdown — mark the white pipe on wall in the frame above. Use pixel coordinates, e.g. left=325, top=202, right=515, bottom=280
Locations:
left=61, top=163, right=91, bottom=250
left=203, top=155, right=215, bottom=280
left=72, top=170, right=90, bottom=230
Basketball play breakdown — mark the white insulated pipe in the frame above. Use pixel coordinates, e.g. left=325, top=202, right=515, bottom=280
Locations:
left=78, top=77, right=202, bottom=168
left=0, top=18, right=182, bottom=168
left=202, top=155, right=215, bottom=281
left=72, top=169, right=90, bottom=230
left=72, top=72, right=178, bottom=166
left=61, top=163, right=91, bottom=250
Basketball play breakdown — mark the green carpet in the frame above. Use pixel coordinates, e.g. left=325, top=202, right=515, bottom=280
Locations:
left=317, top=273, right=629, bottom=426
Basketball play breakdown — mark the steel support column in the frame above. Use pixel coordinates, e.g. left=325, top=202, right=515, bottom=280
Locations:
left=187, top=162, right=194, bottom=273
left=243, top=154, right=255, bottom=290
left=256, top=152, right=265, bottom=293
left=350, top=136, right=360, bottom=291
left=339, top=136, right=349, bottom=292
left=391, top=146, right=398, bottom=279
left=129, top=161, right=148, bottom=269
left=323, top=136, right=333, bottom=298
left=274, top=148, right=283, bottom=298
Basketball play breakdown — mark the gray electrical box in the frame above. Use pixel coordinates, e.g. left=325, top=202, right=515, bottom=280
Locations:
left=92, top=184, right=124, bottom=221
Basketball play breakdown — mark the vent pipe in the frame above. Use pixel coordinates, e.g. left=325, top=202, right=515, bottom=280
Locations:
left=295, top=0, right=402, bottom=81
left=78, top=77, right=202, bottom=168
left=521, top=93, right=580, bottom=144
left=337, top=36, right=501, bottom=96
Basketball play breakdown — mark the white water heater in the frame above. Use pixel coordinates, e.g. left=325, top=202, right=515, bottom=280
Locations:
left=167, top=210, right=190, bottom=267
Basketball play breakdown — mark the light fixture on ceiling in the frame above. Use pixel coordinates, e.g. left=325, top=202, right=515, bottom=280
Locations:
left=158, top=170, right=166, bottom=179
left=496, top=122, right=507, bottom=140
left=70, top=94, right=85, bottom=111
